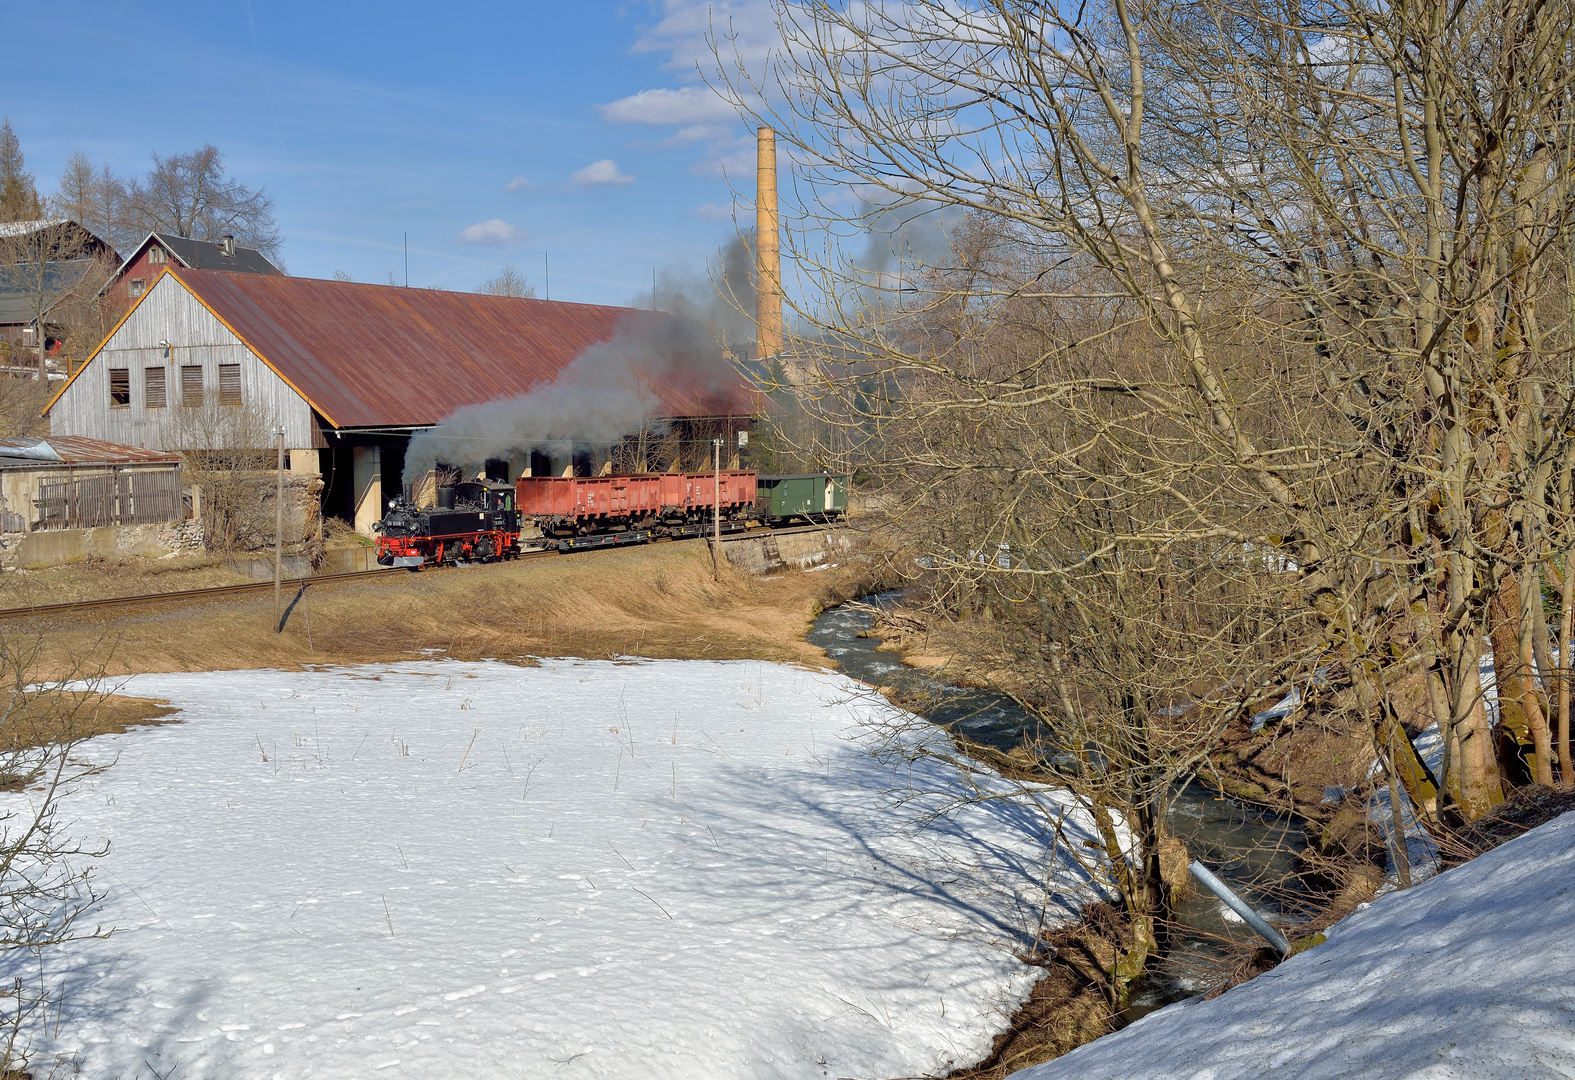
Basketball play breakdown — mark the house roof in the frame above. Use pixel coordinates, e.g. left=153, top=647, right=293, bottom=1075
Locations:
left=0, top=219, right=71, bottom=239
left=107, top=232, right=281, bottom=289
left=0, top=435, right=180, bottom=467
left=0, top=220, right=119, bottom=326
left=0, top=259, right=99, bottom=326
left=162, top=267, right=759, bottom=429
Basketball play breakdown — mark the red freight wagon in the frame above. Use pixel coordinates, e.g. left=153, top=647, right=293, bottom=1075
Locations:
left=517, top=471, right=758, bottom=537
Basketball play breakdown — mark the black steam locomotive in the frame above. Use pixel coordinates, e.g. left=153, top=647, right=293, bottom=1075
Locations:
left=374, top=481, right=521, bottom=567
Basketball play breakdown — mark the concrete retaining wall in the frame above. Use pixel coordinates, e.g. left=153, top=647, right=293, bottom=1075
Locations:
left=724, top=528, right=862, bottom=575
left=9, top=520, right=204, bottom=570
left=225, top=544, right=380, bottom=581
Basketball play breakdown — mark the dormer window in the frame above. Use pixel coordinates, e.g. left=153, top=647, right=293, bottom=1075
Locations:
left=148, top=245, right=166, bottom=265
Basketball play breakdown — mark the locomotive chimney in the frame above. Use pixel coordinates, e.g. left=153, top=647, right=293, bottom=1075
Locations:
left=755, top=127, right=783, bottom=360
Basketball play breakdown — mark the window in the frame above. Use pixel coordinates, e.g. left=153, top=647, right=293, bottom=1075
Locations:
left=180, top=365, right=203, bottom=407
left=144, top=367, right=166, bottom=409
left=218, top=363, right=242, bottom=407
left=148, top=245, right=165, bottom=265
left=109, top=368, right=130, bottom=408
left=129, top=279, right=146, bottom=298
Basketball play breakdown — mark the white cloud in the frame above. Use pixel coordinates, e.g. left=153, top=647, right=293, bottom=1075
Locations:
left=570, top=159, right=634, bottom=186
left=690, top=137, right=757, bottom=179
left=689, top=202, right=736, bottom=221
left=504, top=176, right=534, bottom=191
left=458, top=219, right=528, bottom=246
left=663, top=124, right=734, bottom=146
left=597, top=85, right=738, bottom=126
left=631, top=0, right=779, bottom=72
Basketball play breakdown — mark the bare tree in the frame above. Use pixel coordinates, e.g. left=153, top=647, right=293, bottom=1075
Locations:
left=0, top=599, right=122, bottom=1071
left=728, top=0, right=1575, bottom=833
left=51, top=153, right=137, bottom=253
left=168, top=399, right=298, bottom=551
left=476, top=264, right=536, bottom=298
left=0, top=221, right=112, bottom=379
left=127, top=145, right=282, bottom=261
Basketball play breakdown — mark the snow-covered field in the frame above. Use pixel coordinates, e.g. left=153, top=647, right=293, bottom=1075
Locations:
left=1013, top=808, right=1575, bottom=1080
left=15, top=659, right=1100, bottom=1079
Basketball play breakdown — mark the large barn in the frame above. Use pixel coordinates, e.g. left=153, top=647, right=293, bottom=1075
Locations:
left=43, top=266, right=759, bottom=533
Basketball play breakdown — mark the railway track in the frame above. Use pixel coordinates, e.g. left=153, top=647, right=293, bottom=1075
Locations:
left=0, top=523, right=841, bottom=621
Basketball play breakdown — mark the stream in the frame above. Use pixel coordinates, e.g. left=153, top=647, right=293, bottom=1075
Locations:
left=809, top=593, right=1309, bottom=1014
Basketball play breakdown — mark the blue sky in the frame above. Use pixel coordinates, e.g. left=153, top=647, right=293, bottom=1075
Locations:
left=2, top=1, right=779, bottom=306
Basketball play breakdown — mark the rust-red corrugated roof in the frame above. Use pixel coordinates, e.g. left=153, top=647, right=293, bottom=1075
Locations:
left=172, top=268, right=760, bottom=429
left=0, top=436, right=181, bottom=466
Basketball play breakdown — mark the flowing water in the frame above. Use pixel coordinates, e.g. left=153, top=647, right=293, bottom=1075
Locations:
left=809, top=594, right=1308, bottom=1012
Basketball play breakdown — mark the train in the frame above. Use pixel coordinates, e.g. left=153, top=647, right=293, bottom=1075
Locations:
left=374, top=471, right=849, bottom=568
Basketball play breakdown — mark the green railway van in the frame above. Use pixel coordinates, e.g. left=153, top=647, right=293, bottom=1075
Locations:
left=755, top=473, right=849, bottom=524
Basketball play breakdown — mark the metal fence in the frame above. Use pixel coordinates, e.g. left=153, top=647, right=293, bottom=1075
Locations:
left=34, top=466, right=184, bottom=530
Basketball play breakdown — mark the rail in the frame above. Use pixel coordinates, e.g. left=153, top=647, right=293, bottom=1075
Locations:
left=0, top=523, right=845, bottom=620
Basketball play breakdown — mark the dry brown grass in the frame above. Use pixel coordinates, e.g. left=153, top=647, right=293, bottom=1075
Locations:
left=947, top=909, right=1129, bottom=1078
left=0, top=691, right=177, bottom=770
left=5, top=554, right=253, bottom=608
left=31, top=539, right=888, bottom=679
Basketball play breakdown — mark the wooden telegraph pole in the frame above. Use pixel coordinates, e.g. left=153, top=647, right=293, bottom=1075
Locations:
left=274, top=427, right=286, bottom=629
left=712, top=438, right=722, bottom=580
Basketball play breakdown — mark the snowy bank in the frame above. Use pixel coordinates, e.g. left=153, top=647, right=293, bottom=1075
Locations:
left=1012, top=809, right=1575, bottom=1079
left=13, top=659, right=1101, bottom=1079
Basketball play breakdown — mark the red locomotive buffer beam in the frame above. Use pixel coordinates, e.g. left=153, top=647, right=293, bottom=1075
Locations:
left=516, top=472, right=758, bottom=537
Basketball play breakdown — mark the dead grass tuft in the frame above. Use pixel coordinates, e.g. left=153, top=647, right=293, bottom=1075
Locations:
left=0, top=691, right=179, bottom=754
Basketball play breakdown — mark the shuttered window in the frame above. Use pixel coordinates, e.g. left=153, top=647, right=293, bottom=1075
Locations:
left=218, top=363, right=242, bottom=407
left=181, top=365, right=203, bottom=407
left=109, top=368, right=130, bottom=408
left=144, top=367, right=166, bottom=409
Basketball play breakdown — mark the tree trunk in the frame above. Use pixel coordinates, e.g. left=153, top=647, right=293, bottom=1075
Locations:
left=1454, top=636, right=1504, bottom=819
left=1488, top=575, right=1546, bottom=786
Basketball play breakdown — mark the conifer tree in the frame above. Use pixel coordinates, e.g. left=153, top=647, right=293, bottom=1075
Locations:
left=0, top=119, right=41, bottom=222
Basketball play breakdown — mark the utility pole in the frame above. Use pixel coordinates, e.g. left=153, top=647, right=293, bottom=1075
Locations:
left=712, top=438, right=722, bottom=580
left=274, top=427, right=286, bottom=629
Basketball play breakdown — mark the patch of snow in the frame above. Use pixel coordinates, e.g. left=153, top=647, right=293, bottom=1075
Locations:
left=1012, top=808, right=1575, bottom=1079
left=17, top=659, right=1105, bottom=1079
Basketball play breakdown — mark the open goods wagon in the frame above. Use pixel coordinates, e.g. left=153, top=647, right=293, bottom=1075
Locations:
left=756, top=474, right=848, bottom=525
left=516, top=471, right=758, bottom=537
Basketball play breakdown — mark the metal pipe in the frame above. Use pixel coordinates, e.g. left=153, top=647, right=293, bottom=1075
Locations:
left=1188, top=860, right=1292, bottom=957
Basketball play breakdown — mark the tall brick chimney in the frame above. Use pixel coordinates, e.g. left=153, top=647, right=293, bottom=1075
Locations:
left=755, top=127, right=783, bottom=360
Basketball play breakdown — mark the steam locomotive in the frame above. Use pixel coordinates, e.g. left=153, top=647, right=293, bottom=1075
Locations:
left=373, top=481, right=521, bottom=568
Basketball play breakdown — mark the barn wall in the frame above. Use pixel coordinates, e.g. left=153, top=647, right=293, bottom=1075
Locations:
left=46, top=273, right=315, bottom=452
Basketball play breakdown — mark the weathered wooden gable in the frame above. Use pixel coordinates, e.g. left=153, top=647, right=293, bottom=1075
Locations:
left=46, top=272, right=315, bottom=450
